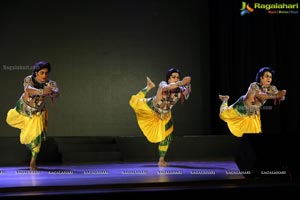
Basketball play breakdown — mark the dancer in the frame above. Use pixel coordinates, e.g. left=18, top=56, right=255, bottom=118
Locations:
left=219, top=67, right=286, bottom=137
left=6, top=61, right=59, bottom=170
left=129, top=68, right=191, bottom=167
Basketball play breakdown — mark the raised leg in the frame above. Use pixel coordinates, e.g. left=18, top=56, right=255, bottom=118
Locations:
left=219, top=95, right=229, bottom=102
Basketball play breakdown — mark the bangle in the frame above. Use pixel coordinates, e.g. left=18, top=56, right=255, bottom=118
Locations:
left=177, top=81, right=183, bottom=87
left=39, top=89, right=44, bottom=95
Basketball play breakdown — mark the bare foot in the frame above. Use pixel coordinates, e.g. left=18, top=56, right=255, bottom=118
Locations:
left=30, top=158, right=38, bottom=170
left=219, top=95, right=229, bottom=101
left=146, top=77, right=155, bottom=89
left=158, top=160, right=169, bottom=167
left=158, top=157, right=169, bottom=167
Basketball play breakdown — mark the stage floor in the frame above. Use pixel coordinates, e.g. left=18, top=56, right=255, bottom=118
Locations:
left=0, top=160, right=299, bottom=198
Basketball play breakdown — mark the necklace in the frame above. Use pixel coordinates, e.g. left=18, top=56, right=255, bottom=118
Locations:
left=32, top=76, right=47, bottom=89
left=257, top=82, right=270, bottom=92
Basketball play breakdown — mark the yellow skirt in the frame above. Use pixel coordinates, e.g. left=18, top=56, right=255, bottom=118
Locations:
left=129, top=92, right=173, bottom=143
left=219, top=105, right=261, bottom=137
left=6, top=108, right=47, bottom=149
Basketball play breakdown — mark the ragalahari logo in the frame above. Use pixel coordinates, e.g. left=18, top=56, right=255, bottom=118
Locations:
left=240, top=2, right=254, bottom=16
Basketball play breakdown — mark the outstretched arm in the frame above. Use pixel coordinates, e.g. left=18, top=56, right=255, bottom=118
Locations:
left=23, top=78, right=59, bottom=98
left=48, top=81, right=59, bottom=98
left=161, top=76, right=191, bottom=92
left=255, top=88, right=286, bottom=101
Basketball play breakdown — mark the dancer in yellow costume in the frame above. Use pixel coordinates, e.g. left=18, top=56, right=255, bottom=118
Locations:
left=219, top=67, right=286, bottom=137
left=6, top=61, right=59, bottom=170
left=130, top=68, right=191, bottom=167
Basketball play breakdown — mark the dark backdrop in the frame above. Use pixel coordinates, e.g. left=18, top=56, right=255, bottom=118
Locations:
left=0, top=0, right=209, bottom=137
left=210, top=0, right=299, bottom=135
left=0, top=0, right=298, bottom=137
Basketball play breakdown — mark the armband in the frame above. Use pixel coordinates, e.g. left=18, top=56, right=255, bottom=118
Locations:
left=266, top=93, right=276, bottom=99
